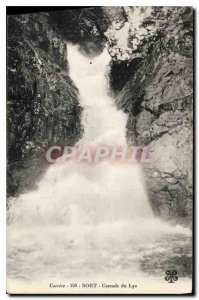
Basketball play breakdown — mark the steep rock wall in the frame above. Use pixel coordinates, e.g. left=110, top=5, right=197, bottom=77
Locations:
left=108, top=7, right=193, bottom=221
left=7, top=12, right=83, bottom=196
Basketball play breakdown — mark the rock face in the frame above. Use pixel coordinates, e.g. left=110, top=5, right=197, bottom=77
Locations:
left=7, top=12, right=83, bottom=196
left=109, top=7, right=193, bottom=221
left=48, top=7, right=110, bottom=56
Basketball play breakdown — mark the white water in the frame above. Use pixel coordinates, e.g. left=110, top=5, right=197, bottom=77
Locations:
left=7, top=45, right=191, bottom=292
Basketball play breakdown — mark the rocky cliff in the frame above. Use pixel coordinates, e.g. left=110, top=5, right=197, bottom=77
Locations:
left=106, top=7, right=193, bottom=222
left=7, top=12, right=83, bottom=196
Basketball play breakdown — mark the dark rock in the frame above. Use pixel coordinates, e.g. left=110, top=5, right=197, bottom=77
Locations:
left=111, top=7, right=193, bottom=222
left=109, top=58, right=142, bottom=93
left=7, top=13, right=83, bottom=197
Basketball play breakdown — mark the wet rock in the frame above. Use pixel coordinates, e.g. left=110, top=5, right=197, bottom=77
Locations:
left=165, top=177, right=178, bottom=185
left=167, top=183, right=180, bottom=191
left=141, top=130, right=151, bottom=144
left=136, top=110, right=154, bottom=136
left=7, top=13, right=83, bottom=197
left=174, top=170, right=183, bottom=179
left=112, top=7, right=193, bottom=222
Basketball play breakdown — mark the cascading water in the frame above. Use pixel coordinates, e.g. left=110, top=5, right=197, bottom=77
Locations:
left=7, top=44, right=192, bottom=293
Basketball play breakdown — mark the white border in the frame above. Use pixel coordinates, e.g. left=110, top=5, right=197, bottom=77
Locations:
left=0, top=1, right=198, bottom=299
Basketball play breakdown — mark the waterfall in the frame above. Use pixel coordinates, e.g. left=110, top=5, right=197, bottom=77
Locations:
left=7, top=44, right=191, bottom=286
left=8, top=44, right=153, bottom=225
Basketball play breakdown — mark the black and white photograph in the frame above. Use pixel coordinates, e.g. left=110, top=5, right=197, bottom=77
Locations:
left=6, top=5, right=194, bottom=295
